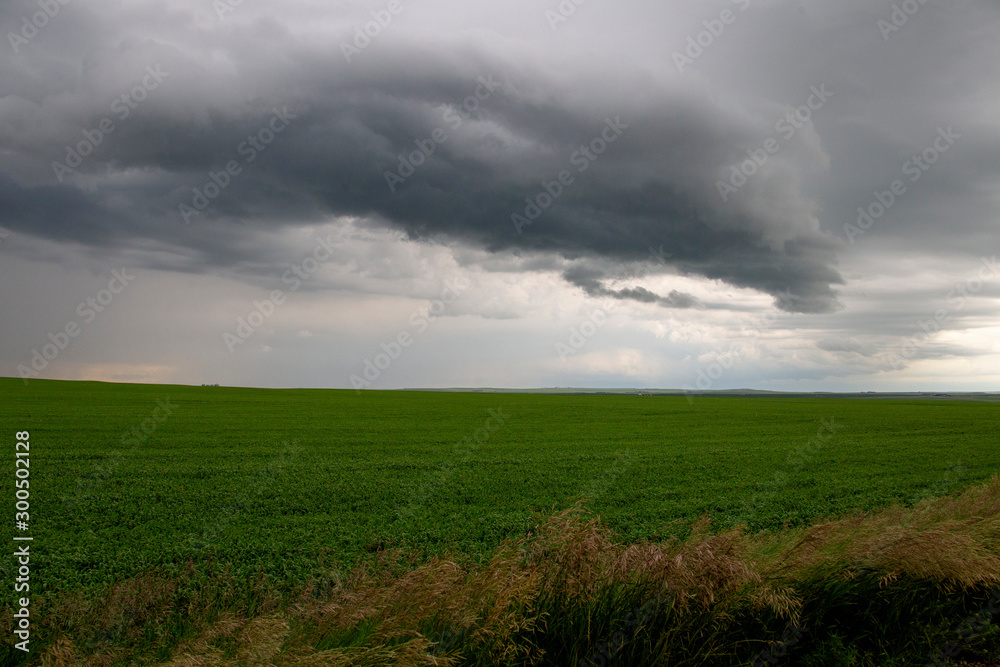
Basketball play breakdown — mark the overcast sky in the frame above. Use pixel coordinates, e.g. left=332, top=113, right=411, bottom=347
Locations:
left=1, top=0, right=998, bottom=391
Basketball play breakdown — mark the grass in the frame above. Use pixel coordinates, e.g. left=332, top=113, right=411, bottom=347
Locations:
left=5, top=478, right=1000, bottom=665
left=1, top=378, right=999, bottom=664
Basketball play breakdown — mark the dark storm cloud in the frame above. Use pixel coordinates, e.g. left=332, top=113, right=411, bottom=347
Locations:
left=21, top=0, right=994, bottom=314
left=1, top=0, right=998, bottom=391
left=562, top=265, right=701, bottom=309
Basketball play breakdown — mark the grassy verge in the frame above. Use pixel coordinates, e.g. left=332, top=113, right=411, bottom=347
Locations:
left=4, top=476, right=1000, bottom=666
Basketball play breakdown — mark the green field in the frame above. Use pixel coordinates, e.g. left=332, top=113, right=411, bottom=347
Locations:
left=2, top=377, right=998, bottom=605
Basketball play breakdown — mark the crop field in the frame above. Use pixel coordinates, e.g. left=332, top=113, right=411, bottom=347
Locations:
left=3, top=378, right=1000, bottom=665
left=2, top=377, right=998, bottom=603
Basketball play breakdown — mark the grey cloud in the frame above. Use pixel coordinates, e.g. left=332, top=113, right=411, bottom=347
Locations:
left=563, top=266, right=701, bottom=309
left=816, top=337, right=877, bottom=356
left=1, top=0, right=999, bottom=392
left=0, top=15, right=848, bottom=312
left=3, top=0, right=999, bottom=329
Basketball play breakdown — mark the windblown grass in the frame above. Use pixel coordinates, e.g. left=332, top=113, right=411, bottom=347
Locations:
left=7, top=477, right=1000, bottom=666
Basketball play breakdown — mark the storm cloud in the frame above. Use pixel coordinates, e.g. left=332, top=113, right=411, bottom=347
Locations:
left=1, top=0, right=998, bottom=389
left=0, top=2, right=855, bottom=313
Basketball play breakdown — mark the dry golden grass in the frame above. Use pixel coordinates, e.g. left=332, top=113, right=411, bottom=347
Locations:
left=16, top=475, right=1000, bottom=666
left=754, top=475, right=1000, bottom=592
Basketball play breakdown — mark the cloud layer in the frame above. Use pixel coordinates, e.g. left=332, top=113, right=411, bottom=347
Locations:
left=1, top=0, right=998, bottom=389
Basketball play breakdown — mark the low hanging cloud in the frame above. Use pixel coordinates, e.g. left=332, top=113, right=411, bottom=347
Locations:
left=0, top=6, right=847, bottom=313
left=563, top=266, right=702, bottom=309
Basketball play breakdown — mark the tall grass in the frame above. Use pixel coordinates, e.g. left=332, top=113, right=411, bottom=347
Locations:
left=6, top=476, right=1000, bottom=666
